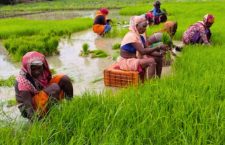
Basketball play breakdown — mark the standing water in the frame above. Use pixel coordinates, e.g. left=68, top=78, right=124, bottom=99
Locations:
left=0, top=10, right=176, bottom=121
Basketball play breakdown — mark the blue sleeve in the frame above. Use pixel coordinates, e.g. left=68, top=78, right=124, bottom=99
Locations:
left=152, top=8, right=161, bottom=16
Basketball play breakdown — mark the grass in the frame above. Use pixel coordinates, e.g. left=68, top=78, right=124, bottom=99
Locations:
left=119, top=1, right=225, bottom=42
left=90, top=49, right=108, bottom=58
left=0, top=0, right=149, bottom=12
left=0, top=17, right=92, bottom=61
left=79, top=43, right=108, bottom=58
left=112, top=43, right=121, bottom=50
left=0, top=76, right=15, bottom=87
left=79, top=43, right=90, bottom=57
left=1, top=0, right=225, bottom=144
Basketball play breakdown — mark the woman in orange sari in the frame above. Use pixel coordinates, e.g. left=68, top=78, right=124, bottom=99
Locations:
left=15, top=51, right=73, bottom=120
left=93, top=8, right=111, bottom=36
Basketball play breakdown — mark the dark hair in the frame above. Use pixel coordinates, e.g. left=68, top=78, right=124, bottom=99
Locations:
left=154, top=1, right=161, bottom=6
left=160, top=13, right=167, bottom=23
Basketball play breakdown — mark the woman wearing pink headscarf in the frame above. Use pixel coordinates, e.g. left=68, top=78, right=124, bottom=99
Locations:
left=116, top=16, right=167, bottom=81
left=183, top=14, right=215, bottom=45
left=15, top=51, right=73, bottom=120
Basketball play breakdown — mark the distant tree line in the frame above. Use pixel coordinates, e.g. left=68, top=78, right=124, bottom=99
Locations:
left=0, top=0, right=52, bottom=5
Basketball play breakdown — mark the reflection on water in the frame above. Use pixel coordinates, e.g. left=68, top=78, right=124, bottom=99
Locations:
left=21, top=10, right=95, bottom=20
left=0, top=29, right=175, bottom=101
left=0, top=29, right=122, bottom=100
left=0, top=43, right=19, bottom=79
left=48, top=30, right=121, bottom=95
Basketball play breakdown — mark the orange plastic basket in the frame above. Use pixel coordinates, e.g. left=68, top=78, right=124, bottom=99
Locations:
left=104, top=64, right=139, bottom=87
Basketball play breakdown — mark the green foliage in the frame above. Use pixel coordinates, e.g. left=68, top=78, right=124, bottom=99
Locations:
left=112, top=50, right=120, bottom=60
left=0, top=0, right=150, bottom=12
left=90, top=49, right=108, bottom=58
left=1, top=1, right=225, bottom=144
left=0, top=18, right=92, bottom=61
left=50, top=68, right=57, bottom=75
left=162, top=32, right=173, bottom=46
left=6, top=99, right=17, bottom=107
left=80, top=43, right=90, bottom=57
left=91, top=77, right=103, bottom=83
left=4, top=34, right=59, bottom=61
left=104, top=26, right=128, bottom=38
left=0, top=76, right=15, bottom=87
left=112, top=43, right=121, bottom=50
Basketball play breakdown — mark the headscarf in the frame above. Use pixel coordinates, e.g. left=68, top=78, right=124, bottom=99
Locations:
left=16, top=51, right=52, bottom=93
left=121, top=16, right=147, bottom=47
left=100, top=8, right=109, bottom=15
left=161, top=21, right=177, bottom=36
left=203, top=14, right=215, bottom=24
left=145, top=12, right=154, bottom=23
left=153, top=0, right=161, bottom=6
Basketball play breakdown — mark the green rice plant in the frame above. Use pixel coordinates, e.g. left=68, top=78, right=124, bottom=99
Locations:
left=112, top=43, right=121, bottom=50
left=0, top=0, right=150, bottom=12
left=0, top=17, right=92, bottom=61
left=90, top=49, right=108, bottom=58
left=91, top=77, right=103, bottom=83
left=79, top=43, right=90, bottom=57
left=112, top=50, right=120, bottom=60
left=162, top=32, right=173, bottom=46
left=50, top=68, right=57, bottom=75
left=0, top=76, right=15, bottom=87
left=6, top=99, right=17, bottom=107
left=1, top=1, right=225, bottom=144
left=104, top=26, right=128, bottom=38
left=4, top=34, right=59, bottom=61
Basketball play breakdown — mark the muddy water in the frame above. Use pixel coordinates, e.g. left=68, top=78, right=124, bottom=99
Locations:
left=0, top=43, right=19, bottom=78
left=20, top=9, right=129, bottom=22
left=0, top=10, right=176, bottom=121
left=0, top=29, right=179, bottom=100
left=48, top=30, right=121, bottom=95
left=0, top=29, right=122, bottom=100
left=0, top=29, right=121, bottom=122
left=0, top=9, right=125, bottom=101
left=21, top=10, right=95, bottom=20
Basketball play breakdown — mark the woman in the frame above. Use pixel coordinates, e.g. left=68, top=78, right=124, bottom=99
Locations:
left=148, top=21, right=177, bottom=47
left=15, top=51, right=73, bottom=120
left=183, top=14, right=215, bottom=45
left=92, top=8, right=111, bottom=36
left=150, top=1, right=167, bottom=25
left=116, top=16, right=166, bottom=81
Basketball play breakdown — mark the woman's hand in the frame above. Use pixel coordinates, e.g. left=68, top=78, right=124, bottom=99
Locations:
left=159, top=44, right=169, bottom=51
left=43, top=83, right=61, bottom=100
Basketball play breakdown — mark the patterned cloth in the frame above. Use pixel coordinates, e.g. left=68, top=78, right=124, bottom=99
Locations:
left=16, top=51, right=51, bottom=93
left=182, top=21, right=211, bottom=44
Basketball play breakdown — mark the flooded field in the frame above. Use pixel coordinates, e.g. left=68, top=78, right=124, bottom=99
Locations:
left=0, top=9, right=177, bottom=117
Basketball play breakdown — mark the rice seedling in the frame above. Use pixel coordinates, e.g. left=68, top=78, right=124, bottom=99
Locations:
left=112, top=50, right=120, bottom=60
left=162, top=32, right=173, bottom=46
left=0, top=17, right=92, bottom=61
left=90, top=49, right=108, bottom=58
left=112, top=43, right=121, bottom=50
left=0, top=76, right=15, bottom=87
left=0, top=1, right=225, bottom=145
left=79, top=43, right=90, bottom=57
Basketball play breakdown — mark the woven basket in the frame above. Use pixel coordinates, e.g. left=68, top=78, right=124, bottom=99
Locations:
left=104, top=64, right=139, bottom=87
